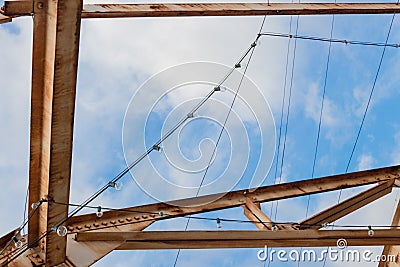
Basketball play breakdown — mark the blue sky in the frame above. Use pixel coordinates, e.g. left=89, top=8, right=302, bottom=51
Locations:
left=1, top=0, right=400, bottom=266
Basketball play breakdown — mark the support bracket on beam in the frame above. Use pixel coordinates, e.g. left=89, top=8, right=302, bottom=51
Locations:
left=242, top=198, right=273, bottom=230
left=300, top=180, right=394, bottom=229
left=3, top=2, right=400, bottom=19
left=0, top=13, right=12, bottom=24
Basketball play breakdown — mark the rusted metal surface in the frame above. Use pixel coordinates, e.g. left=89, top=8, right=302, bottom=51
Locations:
left=81, top=3, right=400, bottom=18
left=27, top=0, right=82, bottom=265
left=300, top=180, right=394, bottom=229
left=66, top=165, right=400, bottom=233
left=76, top=229, right=400, bottom=249
left=28, top=0, right=57, bottom=248
left=27, top=252, right=45, bottom=266
left=3, top=2, right=400, bottom=19
left=242, top=198, right=273, bottom=230
left=379, top=201, right=400, bottom=267
left=0, top=13, right=12, bottom=24
left=66, top=236, right=121, bottom=267
left=2, top=1, right=32, bottom=16
left=64, top=221, right=152, bottom=266
left=44, top=0, right=83, bottom=265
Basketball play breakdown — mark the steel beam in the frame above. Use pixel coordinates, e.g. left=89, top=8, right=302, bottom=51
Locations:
left=66, top=165, right=400, bottom=233
left=2, top=0, right=32, bottom=16
left=81, top=3, right=400, bottom=18
left=0, top=14, right=12, bottom=24
left=44, top=0, right=82, bottom=265
left=3, top=2, right=400, bottom=19
left=28, top=0, right=83, bottom=266
left=65, top=221, right=153, bottom=266
left=242, top=198, right=273, bottom=230
left=76, top=229, right=400, bottom=249
left=300, top=181, right=394, bottom=229
left=28, top=0, right=57, bottom=248
left=379, top=198, right=400, bottom=267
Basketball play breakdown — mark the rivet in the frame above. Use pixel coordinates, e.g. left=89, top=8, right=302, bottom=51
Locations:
left=84, top=224, right=91, bottom=229
left=110, top=220, right=116, bottom=224
left=142, top=215, right=148, bottom=219
left=118, top=219, right=125, bottom=223
left=101, top=222, right=108, bottom=226
left=93, top=223, right=100, bottom=227
left=150, top=214, right=156, bottom=218
left=134, top=216, right=140, bottom=220
left=76, top=226, right=82, bottom=230
left=37, top=2, right=43, bottom=9
left=126, top=217, right=132, bottom=222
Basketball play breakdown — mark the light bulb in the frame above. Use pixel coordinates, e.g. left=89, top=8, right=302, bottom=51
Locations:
left=158, top=211, right=164, bottom=217
left=109, top=181, right=122, bottom=191
left=31, top=201, right=40, bottom=210
left=272, top=223, right=278, bottom=232
left=322, top=222, right=328, bottom=228
left=214, top=86, right=221, bottom=92
left=153, top=145, right=162, bottom=152
left=96, top=206, right=103, bottom=218
left=52, top=225, right=68, bottom=237
left=13, top=237, right=22, bottom=249
left=187, top=113, right=198, bottom=119
left=234, top=63, right=241, bottom=69
left=368, top=226, right=374, bottom=237
left=216, top=218, right=222, bottom=229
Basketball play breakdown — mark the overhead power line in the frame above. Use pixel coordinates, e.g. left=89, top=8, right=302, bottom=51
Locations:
left=259, top=32, right=400, bottom=48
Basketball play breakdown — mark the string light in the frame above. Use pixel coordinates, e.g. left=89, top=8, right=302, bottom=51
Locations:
left=187, top=112, right=196, bottom=119
left=216, top=218, right=222, bottom=229
left=12, top=236, right=22, bottom=249
left=51, top=225, right=68, bottom=237
left=260, top=32, right=400, bottom=48
left=108, top=181, right=122, bottom=191
left=31, top=201, right=41, bottom=210
left=96, top=206, right=103, bottom=218
left=271, top=223, right=278, bottom=232
left=368, top=225, right=374, bottom=236
left=152, top=145, right=161, bottom=152
left=49, top=200, right=400, bottom=231
left=6, top=20, right=396, bottom=267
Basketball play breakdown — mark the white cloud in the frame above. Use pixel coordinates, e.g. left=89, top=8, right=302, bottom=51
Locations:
left=1, top=2, right=400, bottom=267
left=0, top=18, right=33, bottom=235
left=357, top=154, right=375, bottom=171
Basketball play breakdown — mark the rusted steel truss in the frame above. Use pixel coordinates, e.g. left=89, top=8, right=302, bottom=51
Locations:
left=1, top=1, right=400, bottom=266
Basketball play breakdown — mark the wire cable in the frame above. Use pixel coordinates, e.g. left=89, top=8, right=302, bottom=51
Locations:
left=268, top=15, right=294, bottom=225
left=48, top=200, right=400, bottom=231
left=304, top=9, right=336, bottom=267
left=22, top=187, right=29, bottom=235
left=172, top=35, right=260, bottom=267
left=273, top=14, right=300, bottom=225
left=322, top=6, right=399, bottom=267
left=345, top=14, right=397, bottom=173
left=259, top=32, right=400, bottom=48
left=0, top=200, right=43, bottom=260
left=1, top=33, right=261, bottom=267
